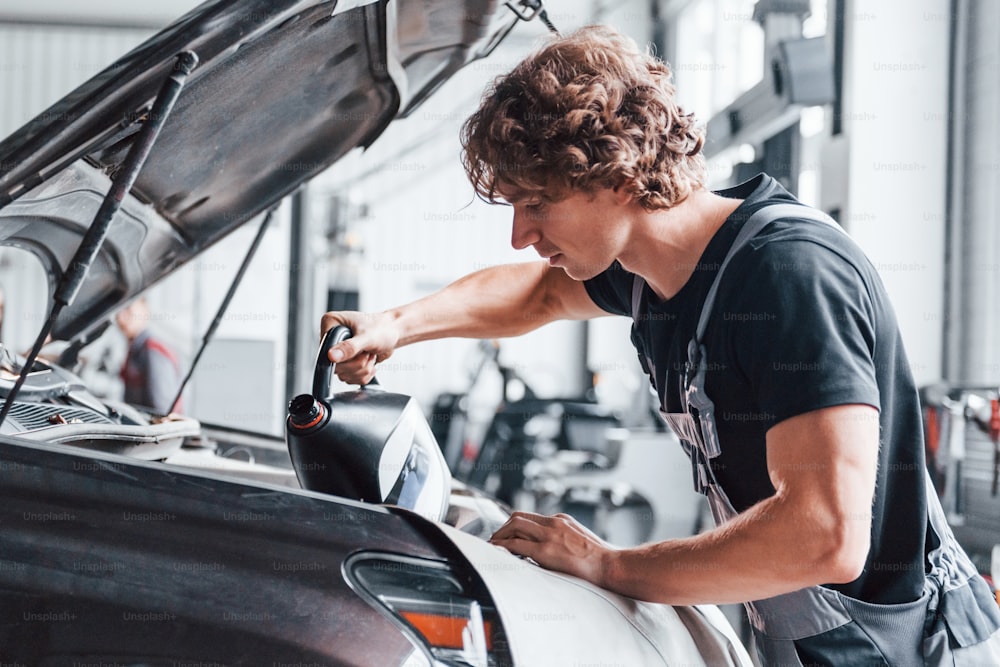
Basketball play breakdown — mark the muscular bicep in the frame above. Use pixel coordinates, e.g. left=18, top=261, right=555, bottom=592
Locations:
left=765, top=404, right=879, bottom=574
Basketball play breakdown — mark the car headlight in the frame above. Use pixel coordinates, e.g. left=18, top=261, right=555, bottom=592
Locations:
left=346, top=553, right=510, bottom=667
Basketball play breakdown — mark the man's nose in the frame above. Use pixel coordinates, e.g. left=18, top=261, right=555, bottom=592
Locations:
left=511, top=209, right=541, bottom=250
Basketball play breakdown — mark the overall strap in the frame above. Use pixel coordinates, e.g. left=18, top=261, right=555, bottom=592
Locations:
left=630, top=270, right=644, bottom=322
left=693, top=202, right=841, bottom=343
left=630, top=202, right=841, bottom=332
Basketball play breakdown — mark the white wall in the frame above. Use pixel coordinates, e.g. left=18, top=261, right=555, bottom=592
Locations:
left=0, top=23, right=152, bottom=138
left=0, top=1, right=201, bottom=28
left=821, top=0, right=951, bottom=385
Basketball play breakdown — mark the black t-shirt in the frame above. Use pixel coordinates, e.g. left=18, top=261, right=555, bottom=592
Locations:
left=584, top=173, right=928, bottom=605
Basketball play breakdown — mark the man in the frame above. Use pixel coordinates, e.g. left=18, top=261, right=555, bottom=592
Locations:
left=115, top=297, right=182, bottom=414
left=321, top=25, right=1000, bottom=665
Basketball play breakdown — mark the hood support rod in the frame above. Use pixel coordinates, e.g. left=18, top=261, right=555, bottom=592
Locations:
left=169, top=205, right=276, bottom=413
left=0, top=50, right=198, bottom=430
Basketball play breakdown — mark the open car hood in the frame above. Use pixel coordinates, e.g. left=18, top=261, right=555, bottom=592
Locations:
left=0, top=0, right=518, bottom=341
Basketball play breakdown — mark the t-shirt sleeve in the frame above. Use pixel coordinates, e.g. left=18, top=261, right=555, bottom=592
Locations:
left=721, top=239, right=881, bottom=425
left=583, top=262, right=632, bottom=317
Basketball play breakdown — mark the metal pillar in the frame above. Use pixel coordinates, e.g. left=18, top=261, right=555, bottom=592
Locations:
left=946, top=0, right=1000, bottom=384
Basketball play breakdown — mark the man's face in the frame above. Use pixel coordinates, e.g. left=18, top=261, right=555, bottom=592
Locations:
left=506, top=187, right=630, bottom=281
left=115, top=301, right=147, bottom=340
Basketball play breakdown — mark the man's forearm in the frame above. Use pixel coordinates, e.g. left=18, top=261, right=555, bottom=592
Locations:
left=388, top=261, right=591, bottom=346
left=323, top=260, right=606, bottom=383
left=601, top=491, right=867, bottom=606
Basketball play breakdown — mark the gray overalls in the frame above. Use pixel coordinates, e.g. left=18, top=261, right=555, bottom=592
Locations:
left=631, top=203, right=1000, bottom=665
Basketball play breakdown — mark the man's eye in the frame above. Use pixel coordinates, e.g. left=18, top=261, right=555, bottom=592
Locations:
left=525, top=201, right=545, bottom=211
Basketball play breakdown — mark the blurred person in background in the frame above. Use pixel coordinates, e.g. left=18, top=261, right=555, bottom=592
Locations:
left=115, top=297, right=182, bottom=414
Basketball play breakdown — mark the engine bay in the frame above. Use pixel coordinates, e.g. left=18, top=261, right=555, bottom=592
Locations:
left=0, top=344, right=299, bottom=481
left=0, top=344, right=508, bottom=538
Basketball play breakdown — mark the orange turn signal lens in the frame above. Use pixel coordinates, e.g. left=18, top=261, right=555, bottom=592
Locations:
left=400, top=611, right=494, bottom=651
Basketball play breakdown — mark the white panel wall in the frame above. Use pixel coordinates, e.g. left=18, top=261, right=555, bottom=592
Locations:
left=0, top=23, right=151, bottom=138
left=822, top=0, right=952, bottom=385
left=0, top=1, right=199, bottom=28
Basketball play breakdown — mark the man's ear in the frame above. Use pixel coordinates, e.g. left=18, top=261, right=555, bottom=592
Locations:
left=611, top=181, right=634, bottom=205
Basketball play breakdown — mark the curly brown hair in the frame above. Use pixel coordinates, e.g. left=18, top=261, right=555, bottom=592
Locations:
left=461, top=25, right=706, bottom=211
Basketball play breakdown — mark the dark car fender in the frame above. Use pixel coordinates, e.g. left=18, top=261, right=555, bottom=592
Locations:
left=0, top=437, right=446, bottom=665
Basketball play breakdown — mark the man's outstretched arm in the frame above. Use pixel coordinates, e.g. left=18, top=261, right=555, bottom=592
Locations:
left=320, top=261, right=608, bottom=384
left=490, top=403, right=879, bottom=605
